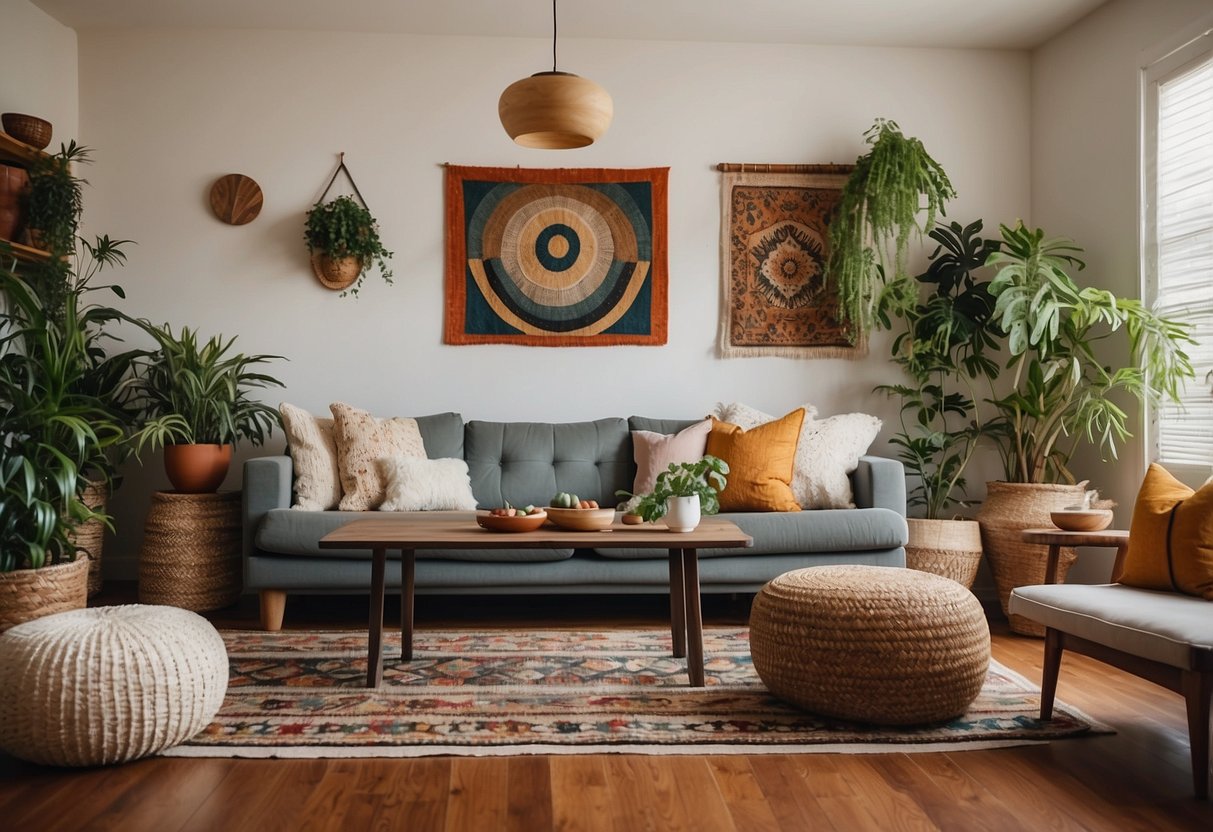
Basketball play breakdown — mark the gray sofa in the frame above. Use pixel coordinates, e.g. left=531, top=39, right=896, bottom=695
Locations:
left=243, top=413, right=908, bottom=629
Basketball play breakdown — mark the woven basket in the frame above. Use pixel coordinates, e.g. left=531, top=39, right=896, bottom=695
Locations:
left=138, top=491, right=242, bottom=611
left=0, top=557, right=89, bottom=634
left=310, top=251, right=361, bottom=290
left=977, top=481, right=1088, bottom=636
left=1, top=112, right=52, bottom=150
left=0, top=605, right=228, bottom=766
left=750, top=565, right=990, bottom=725
left=69, top=480, right=108, bottom=597
left=904, top=518, right=983, bottom=589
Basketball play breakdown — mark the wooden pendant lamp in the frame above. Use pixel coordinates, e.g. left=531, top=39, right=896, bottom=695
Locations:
left=498, top=0, right=613, bottom=149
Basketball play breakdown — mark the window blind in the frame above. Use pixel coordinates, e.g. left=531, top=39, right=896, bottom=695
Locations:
left=1152, top=51, right=1213, bottom=468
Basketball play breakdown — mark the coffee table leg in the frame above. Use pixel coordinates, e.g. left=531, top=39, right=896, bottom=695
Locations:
left=401, top=549, right=416, bottom=661
left=682, top=548, right=704, bottom=687
left=668, top=548, right=687, bottom=658
left=367, top=546, right=387, bottom=688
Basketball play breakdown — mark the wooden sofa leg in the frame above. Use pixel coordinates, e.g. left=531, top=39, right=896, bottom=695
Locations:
left=260, top=590, right=287, bottom=632
left=1040, top=628, right=1063, bottom=721
left=1181, top=670, right=1212, bottom=800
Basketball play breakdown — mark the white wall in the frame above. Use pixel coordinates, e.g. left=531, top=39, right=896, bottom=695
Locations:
left=0, top=0, right=77, bottom=142
left=74, top=29, right=1032, bottom=577
left=1031, top=0, right=1212, bottom=582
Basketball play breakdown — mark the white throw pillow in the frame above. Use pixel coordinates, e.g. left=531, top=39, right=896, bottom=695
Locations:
left=279, top=403, right=342, bottom=511
left=330, top=402, right=427, bottom=511
left=378, top=457, right=478, bottom=512
left=711, top=401, right=880, bottom=509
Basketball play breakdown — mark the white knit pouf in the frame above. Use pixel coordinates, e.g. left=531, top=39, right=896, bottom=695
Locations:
left=0, top=604, right=228, bottom=766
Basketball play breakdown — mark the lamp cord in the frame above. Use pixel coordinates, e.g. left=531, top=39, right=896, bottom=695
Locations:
left=552, top=0, right=558, bottom=72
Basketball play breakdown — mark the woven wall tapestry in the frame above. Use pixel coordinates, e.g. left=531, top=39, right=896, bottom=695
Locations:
left=718, top=164, right=864, bottom=358
left=444, top=165, right=668, bottom=346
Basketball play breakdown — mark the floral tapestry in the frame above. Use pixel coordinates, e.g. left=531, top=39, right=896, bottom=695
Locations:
left=718, top=165, right=863, bottom=358
left=444, top=165, right=668, bottom=347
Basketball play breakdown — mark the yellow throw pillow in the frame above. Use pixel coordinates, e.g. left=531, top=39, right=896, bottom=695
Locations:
left=706, top=410, right=804, bottom=513
left=1119, top=464, right=1213, bottom=599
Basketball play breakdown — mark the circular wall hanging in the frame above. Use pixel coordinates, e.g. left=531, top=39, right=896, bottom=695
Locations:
left=208, top=174, right=263, bottom=225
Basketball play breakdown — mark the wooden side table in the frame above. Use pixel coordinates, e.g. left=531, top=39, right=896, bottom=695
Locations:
left=1020, top=529, right=1130, bottom=584
left=138, top=491, right=242, bottom=611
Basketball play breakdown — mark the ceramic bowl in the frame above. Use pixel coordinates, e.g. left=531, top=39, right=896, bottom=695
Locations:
left=544, top=506, right=616, bottom=531
left=1050, top=508, right=1114, bottom=532
left=476, top=510, right=547, bottom=533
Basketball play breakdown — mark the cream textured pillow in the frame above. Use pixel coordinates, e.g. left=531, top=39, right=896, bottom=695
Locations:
left=711, top=401, right=880, bottom=509
left=631, top=419, right=713, bottom=495
left=330, top=402, right=427, bottom=511
left=379, top=457, right=478, bottom=512
left=279, top=403, right=342, bottom=511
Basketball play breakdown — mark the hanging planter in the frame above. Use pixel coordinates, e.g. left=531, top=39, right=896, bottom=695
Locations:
left=304, top=154, right=393, bottom=297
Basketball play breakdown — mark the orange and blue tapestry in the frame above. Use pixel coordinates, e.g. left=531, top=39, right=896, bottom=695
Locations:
left=444, top=165, right=668, bottom=346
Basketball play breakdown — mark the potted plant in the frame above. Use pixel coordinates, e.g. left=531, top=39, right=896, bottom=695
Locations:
left=616, top=456, right=729, bottom=533
left=876, top=220, right=1000, bottom=588
left=304, top=194, right=394, bottom=296
left=976, top=221, right=1195, bottom=632
left=827, top=118, right=956, bottom=338
left=129, top=325, right=285, bottom=493
left=22, top=140, right=89, bottom=256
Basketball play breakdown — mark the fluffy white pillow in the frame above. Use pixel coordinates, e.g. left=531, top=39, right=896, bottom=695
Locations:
left=712, top=401, right=880, bottom=509
left=280, top=403, right=342, bottom=511
left=378, top=457, right=478, bottom=512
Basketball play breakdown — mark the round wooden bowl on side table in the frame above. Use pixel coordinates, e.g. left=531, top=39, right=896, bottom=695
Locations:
left=1050, top=508, right=1114, bottom=532
left=544, top=507, right=616, bottom=531
left=476, top=510, right=547, bottom=533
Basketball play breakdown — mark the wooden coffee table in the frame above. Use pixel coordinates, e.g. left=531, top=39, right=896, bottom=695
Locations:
left=319, top=514, right=752, bottom=688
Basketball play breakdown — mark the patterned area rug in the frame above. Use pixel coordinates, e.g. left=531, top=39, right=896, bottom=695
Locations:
left=164, top=628, right=1110, bottom=758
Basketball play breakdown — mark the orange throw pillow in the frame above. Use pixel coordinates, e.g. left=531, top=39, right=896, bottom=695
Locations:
left=706, top=410, right=804, bottom=512
left=1118, top=464, right=1213, bottom=599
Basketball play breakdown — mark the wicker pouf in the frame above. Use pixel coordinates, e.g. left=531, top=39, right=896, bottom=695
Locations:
left=139, top=490, right=242, bottom=611
left=0, top=605, right=228, bottom=766
left=750, top=565, right=990, bottom=725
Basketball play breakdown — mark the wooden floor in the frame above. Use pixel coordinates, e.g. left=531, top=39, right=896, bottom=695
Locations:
left=1, top=588, right=1209, bottom=832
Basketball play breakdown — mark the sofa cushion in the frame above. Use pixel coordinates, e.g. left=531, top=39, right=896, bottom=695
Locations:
left=630, top=419, right=712, bottom=496
left=1119, top=464, right=1213, bottom=599
left=595, top=508, right=906, bottom=559
left=256, top=509, right=574, bottom=562
left=415, top=412, right=465, bottom=460
left=331, top=402, right=427, bottom=511
left=1009, top=583, right=1213, bottom=670
left=279, top=403, right=342, bottom=511
left=707, top=412, right=804, bottom=512
left=378, top=457, right=478, bottom=512
left=465, top=418, right=632, bottom=509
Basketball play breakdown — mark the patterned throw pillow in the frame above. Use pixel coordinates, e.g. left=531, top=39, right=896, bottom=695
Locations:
left=1119, top=464, right=1213, bottom=599
left=279, top=403, right=342, bottom=511
left=330, top=402, right=427, bottom=511
left=378, top=457, right=478, bottom=512
left=712, top=401, right=881, bottom=509
left=706, top=410, right=804, bottom=512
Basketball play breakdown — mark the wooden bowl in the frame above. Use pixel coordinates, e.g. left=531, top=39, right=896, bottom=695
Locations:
left=1050, top=509, right=1114, bottom=532
left=476, top=510, right=547, bottom=533
left=2, top=113, right=52, bottom=150
left=544, top=506, right=616, bottom=531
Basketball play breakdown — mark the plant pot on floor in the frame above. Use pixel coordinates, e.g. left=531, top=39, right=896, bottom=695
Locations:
left=665, top=495, right=701, bottom=533
left=904, top=518, right=983, bottom=590
left=164, top=444, right=233, bottom=493
left=977, top=481, right=1088, bottom=636
left=0, top=557, right=89, bottom=633
left=68, top=479, right=109, bottom=596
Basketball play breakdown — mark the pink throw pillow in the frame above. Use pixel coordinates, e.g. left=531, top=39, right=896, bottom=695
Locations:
left=631, top=419, right=712, bottom=495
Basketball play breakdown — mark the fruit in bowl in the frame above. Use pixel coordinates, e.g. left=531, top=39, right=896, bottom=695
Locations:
left=477, top=504, right=546, bottom=532
left=550, top=492, right=599, bottom=510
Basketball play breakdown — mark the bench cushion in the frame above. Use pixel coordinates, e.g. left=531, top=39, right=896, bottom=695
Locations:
left=1009, top=583, right=1213, bottom=670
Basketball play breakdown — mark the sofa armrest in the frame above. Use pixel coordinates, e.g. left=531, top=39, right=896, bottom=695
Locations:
left=242, top=455, right=293, bottom=568
left=851, top=455, right=906, bottom=515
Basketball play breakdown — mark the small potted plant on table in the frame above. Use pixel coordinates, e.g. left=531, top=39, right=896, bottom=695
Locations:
left=617, top=456, right=729, bottom=533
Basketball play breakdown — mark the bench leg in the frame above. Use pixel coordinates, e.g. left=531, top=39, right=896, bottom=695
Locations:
left=1181, top=670, right=1212, bottom=800
left=1040, top=628, right=1063, bottom=721
left=259, top=589, right=287, bottom=631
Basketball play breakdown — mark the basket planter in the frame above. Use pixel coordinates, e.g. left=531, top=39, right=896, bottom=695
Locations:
left=904, top=518, right=983, bottom=590
left=977, top=481, right=1088, bottom=636
left=0, top=557, right=89, bottom=634
left=69, top=479, right=108, bottom=596
left=310, top=251, right=361, bottom=291
left=138, top=490, right=242, bottom=611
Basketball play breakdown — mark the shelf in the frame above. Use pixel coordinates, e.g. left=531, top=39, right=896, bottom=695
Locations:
left=0, top=238, right=52, bottom=265
left=0, top=132, right=50, bottom=167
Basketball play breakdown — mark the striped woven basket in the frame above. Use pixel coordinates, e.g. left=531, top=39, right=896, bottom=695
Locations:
left=68, top=480, right=108, bottom=597
left=0, top=557, right=89, bottom=634
left=904, top=518, right=983, bottom=589
left=138, top=491, right=242, bottom=611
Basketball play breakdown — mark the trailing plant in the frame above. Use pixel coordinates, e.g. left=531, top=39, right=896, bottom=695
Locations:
left=23, top=140, right=90, bottom=261
left=127, top=325, right=285, bottom=453
left=615, top=456, right=730, bottom=523
left=985, top=222, right=1195, bottom=483
left=876, top=220, right=1000, bottom=518
left=827, top=118, right=956, bottom=336
left=304, top=195, right=394, bottom=297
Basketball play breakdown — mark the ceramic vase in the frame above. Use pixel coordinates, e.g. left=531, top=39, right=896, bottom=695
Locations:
left=665, top=495, right=701, bottom=533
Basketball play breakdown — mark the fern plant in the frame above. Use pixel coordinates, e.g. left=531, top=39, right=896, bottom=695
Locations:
left=304, top=195, right=394, bottom=297
left=827, top=118, right=956, bottom=337
left=615, top=456, right=730, bottom=522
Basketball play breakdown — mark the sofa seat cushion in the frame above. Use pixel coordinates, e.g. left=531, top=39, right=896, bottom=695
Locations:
left=256, top=510, right=574, bottom=562
left=594, top=508, right=907, bottom=559
left=1009, top=583, right=1213, bottom=670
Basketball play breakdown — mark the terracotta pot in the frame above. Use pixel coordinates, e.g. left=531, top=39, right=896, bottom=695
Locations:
left=977, top=481, right=1088, bottom=636
left=310, top=251, right=362, bottom=291
left=164, top=444, right=233, bottom=493
left=0, top=162, right=28, bottom=242
left=904, top=518, right=983, bottom=590
left=0, top=557, right=89, bottom=634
